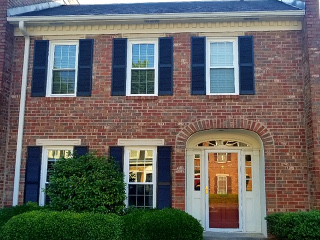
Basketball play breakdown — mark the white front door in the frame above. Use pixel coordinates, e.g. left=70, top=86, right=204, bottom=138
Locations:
left=186, top=148, right=262, bottom=233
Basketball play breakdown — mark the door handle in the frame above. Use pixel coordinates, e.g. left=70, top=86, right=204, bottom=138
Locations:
left=206, top=186, right=208, bottom=194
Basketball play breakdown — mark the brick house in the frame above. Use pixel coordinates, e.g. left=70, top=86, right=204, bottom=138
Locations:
left=1, top=0, right=319, bottom=237
left=0, top=0, right=77, bottom=207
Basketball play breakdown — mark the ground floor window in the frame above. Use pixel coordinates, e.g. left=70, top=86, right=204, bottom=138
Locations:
left=39, top=146, right=73, bottom=206
left=124, top=147, right=157, bottom=208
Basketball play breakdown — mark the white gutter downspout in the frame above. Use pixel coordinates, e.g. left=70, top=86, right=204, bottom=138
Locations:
left=13, top=21, right=30, bottom=206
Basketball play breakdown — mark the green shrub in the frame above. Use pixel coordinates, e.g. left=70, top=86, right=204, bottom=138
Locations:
left=0, top=202, right=42, bottom=228
left=265, top=210, right=320, bottom=240
left=45, top=152, right=126, bottom=214
left=209, top=194, right=238, bottom=204
left=123, top=208, right=203, bottom=240
left=0, top=210, right=123, bottom=240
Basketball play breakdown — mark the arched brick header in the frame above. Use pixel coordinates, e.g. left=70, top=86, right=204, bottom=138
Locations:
left=175, top=118, right=274, bottom=151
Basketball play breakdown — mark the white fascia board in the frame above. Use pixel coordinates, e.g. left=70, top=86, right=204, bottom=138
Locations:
left=7, top=10, right=305, bottom=25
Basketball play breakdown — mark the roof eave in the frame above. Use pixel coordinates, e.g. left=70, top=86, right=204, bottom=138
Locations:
left=7, top=10, right=305, bottom=26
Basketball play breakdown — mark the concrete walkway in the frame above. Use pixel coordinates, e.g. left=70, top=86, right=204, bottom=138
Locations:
left=203, top=232, right=267, bottom=240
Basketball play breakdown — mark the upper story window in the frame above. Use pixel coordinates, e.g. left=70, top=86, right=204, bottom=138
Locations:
left=31, top=39, right=94, bottom=97
left=191, top=36, right=254, bottom=95
left=111, top=38, right=173, bottom=96
left=127, top=40, right=158, bottom=96
left=207, top=39, right=239, bottom=95
left=47, top=42, right=79, bottom=97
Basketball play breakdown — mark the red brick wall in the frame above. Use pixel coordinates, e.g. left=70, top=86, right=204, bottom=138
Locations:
left=303, top=0, right=320, bottom=208
left=5, top=29, right=309, bottom=212
left=0, top=0, right=14, bottom=207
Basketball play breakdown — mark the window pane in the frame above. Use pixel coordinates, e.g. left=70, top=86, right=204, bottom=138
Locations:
left=210, top=69, right=235, bottom=94
left=129, top=150, right=153, bottom=183
left=52, top=70, right=75, bottom=94
left=54, top=45, right=76, bottom=69
left=132, top=44, right=154, bottom=68
left=128, top=184, right=153, bottom=208
left=131, top=70, right=155, bottom=94
left=210, top=42, right=233, bottom=67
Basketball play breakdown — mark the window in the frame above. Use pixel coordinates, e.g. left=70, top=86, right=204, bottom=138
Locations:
left=206, top=38, right=239, bottom=95
left=39, top=146, right=73, bottom=206
left=217, top=175, right=227, bottom=194
left=191, top=36, right=254, bottom=95
left=124, top=147, right=157, bottom=208
left=47, top=41, right=79, bottom=96
left=194, top=154, right=201, bottom=191
left=127, top=40, right=158, bottom=96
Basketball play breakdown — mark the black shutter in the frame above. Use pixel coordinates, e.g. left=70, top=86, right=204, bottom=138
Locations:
left=158, top=37, right=173, bottom=95
left=214, top=176, right=217, bottom=194
left=112, top=39, right=127, bottom=96
left=109, top=146, right=124, bottom=172
left=77, top=39, right=94, bottom=96
left=31, top=40, right=49, bottom=97
left=24, top=147, right=42, bottom=203
left=191, top=37, right=206, bottom=95
left=157, top=146, right=172, bottom=209
left=227, top=176, right=232, bottom=194
left=239, top=36, right=255, bottom=95
left=74, top=146, right=88, bottom=157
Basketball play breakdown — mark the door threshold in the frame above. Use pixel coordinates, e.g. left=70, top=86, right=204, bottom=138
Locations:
left=203, top=231, right=267, bottom=239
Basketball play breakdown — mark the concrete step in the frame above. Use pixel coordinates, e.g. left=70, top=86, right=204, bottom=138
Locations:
left=203, top=232, right=267, bottom=240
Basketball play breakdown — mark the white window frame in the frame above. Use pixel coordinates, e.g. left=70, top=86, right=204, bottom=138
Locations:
left=46, top=41, right=79, bottom=97
left=206, top=38, right=239, bottom=95
left=124, top=146, right=157, bottom=208
left=126, top=39, right=159, bottom=96
left=39, top=146, right=73, bottom=206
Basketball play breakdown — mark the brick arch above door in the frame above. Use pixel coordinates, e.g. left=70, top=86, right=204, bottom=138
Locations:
left=175, top=118, right=274, bottom=153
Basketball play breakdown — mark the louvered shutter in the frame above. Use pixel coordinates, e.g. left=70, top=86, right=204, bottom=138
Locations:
left=239, top=36, right=255, bottom=95
left=191, top=37, right=206, bottom=95
left=227, top=176, right=232, bottom=194
left=214, top=176, right=217, bottom=194
left=158, top=37, right=173, bottom=95
left=109, top=146, right=124, bottom=172
left=24, top=147, right=42, bottom=203
left=31, top=40, right=49, bottom=97
left=157, top=146, right=172, bottom=209
left=73, top=146, right=88, bottom=157
left=77, top=39, right=94, bottom=96
left=112, top=39, right=127, bottom=96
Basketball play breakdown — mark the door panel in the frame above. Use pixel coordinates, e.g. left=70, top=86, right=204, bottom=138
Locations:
left=207, top=152, right=240, bottom=229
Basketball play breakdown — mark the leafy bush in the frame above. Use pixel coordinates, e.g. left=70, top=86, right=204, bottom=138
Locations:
left=45, top=152, right=126, bottom=214
left=265, top=210, right=320, bottom=240
left=0, top=202, right=42, bottom=228
left=123, top=208, right=203, bottom=240
left=0, top=210, right=123, bottom=240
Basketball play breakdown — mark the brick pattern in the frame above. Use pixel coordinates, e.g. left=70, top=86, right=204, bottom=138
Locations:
left=0, top=0, right=14, bottom=207
left=303, top=0, right=320, bottom=208
left=4, top=30, right=309, bottom=213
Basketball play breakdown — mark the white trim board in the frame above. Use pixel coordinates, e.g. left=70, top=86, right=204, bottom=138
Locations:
left=118, top=139, right=164, bottom=146
left=36, top=139, right=81, bottom=146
